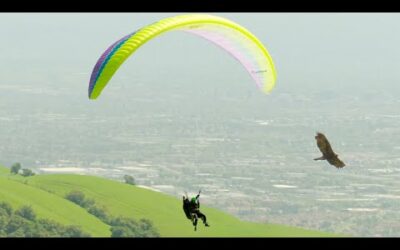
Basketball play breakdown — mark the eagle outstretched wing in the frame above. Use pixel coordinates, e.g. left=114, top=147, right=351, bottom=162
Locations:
left=327, top=156, right=345, bottom=168
left=314, top=132, right=345, bottom=168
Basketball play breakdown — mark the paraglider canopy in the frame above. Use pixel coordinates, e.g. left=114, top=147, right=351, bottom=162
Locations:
left=88, top=14, right=277, bottom=99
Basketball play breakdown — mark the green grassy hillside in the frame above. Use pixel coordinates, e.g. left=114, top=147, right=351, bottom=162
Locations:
left=0, top=169, right=110, bottom=236
left=0, top=166, right=9, bottom=175
left=0, top=165, right=336, bottom=237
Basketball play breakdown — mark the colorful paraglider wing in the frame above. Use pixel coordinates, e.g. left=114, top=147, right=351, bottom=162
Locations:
left=88, top=14, right=277, bottom=99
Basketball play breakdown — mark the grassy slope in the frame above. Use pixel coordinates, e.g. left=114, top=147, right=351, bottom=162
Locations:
left=27, top=174, right=335, bottom=237
left=0, top=166, right=336, bottom=237
left=0, top=167, right=110, bottom=237
left=0, top=166, right=9, bottom=175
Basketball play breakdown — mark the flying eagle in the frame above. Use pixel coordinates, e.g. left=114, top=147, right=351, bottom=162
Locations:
left=314, top=132, right=345, bottom=168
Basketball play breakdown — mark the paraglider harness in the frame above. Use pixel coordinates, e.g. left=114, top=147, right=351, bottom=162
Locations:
left=182, top=193, right=192, bottom=220
left=183, top=190, right=208, bottom=230
left=183, top=191, right=200, bottom=219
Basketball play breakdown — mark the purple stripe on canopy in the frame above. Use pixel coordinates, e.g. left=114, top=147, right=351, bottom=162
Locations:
left=88, top=32, right=135, bottom=96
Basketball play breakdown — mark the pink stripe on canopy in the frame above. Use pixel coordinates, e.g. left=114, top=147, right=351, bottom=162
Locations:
left=184, top=28, right=264, bottom=89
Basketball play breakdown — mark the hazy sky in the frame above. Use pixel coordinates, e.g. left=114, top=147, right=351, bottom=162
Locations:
left=1, top=13, right=400, bottom=97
